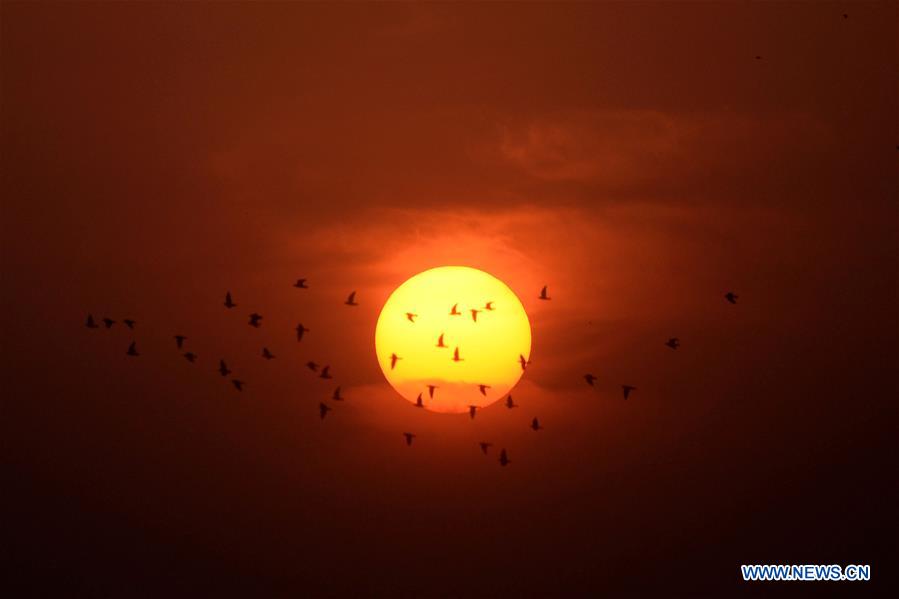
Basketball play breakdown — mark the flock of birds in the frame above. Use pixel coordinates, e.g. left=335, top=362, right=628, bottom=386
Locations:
left=85, top=278, right=740, bottom=467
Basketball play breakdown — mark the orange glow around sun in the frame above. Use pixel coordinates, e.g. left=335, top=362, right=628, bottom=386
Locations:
left=375, top=266, right=532, bottom=414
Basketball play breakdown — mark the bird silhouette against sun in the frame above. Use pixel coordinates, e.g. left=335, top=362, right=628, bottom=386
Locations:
left=374, top=266, right=532, bottom=414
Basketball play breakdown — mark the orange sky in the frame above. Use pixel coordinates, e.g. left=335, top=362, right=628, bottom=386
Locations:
left=2, top=2, right=896, bottom=595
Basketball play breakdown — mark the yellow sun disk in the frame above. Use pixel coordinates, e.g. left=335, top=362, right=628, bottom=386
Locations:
left=375, top=266, right=532, bottom=414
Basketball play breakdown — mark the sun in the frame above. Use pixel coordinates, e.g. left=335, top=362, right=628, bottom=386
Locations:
left=375, top=266, right=532, bottom=414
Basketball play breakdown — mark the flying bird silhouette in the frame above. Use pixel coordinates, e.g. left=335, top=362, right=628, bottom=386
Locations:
left=319, top=402, right=331, bottom=420
left=403, top=432, right=416, bottom=446
left=174, top=335, right=187, bottom=349
left=538, top=285, right=551, bottom=300
left=452, top=347, right=464, bottom=362
left=295, top=323, right=309, bottom=342
left=449, top=303, right=461, bottom=316
left=414, top=393, right=424, bottom=408
left=622, top=385, right=637, bottom=400
left=505, top=395, right=517, bottom=409
left=85, top=314, right=99, bottom=329
left=584, top=374, right=597, bottom=386
left=248, top=313, right=263, bottom=327
left=725, top=292, right=739, bottom=304
left=405, top=312, right=417, bottom=323
left=218, top=360, right=231, bottom=376
left=294, top=279, right=308, bottom=289
left=332, top=387, right=343, bottom=401
left=126, top=341, right=139, bottom=357
left=470, top=308, right=481, bottom=322
left=531, top=417, right=542, bottom=431
left=319, top=365, right=332, bottom=379
left=232, top=379, right=244, bottom=391
left=665, top=337, right=680, bottom=350
left=224, top=291, right=236, bottom=309
left=262, top=347, right=275, bottom=360
left=102, top=318, right=115, bottom=329
left=184, top=352, right=197, bottom=363
left=499, top=449, right=510, bottom=466
left=123, top=319, right=136, bottom=329
left=390, top=353, right=402, bottom=369
left=345, top=291, right=358, bottom=306
left=755, top=55, right=762, bottom=60
left=468, top=405, right=477, bottom=419
left=436, top=333, right=447, bottom=348
left=478, top=384, right=491, bottom=396
left=427, top=384, right=438, bottom=398
left=479, top=442, right=492, bottom=455
left=484, top=301, right=495, bottom=311
left=306, top=361, right=319, bottom=372
left=519, top=354, right=527, bottom=370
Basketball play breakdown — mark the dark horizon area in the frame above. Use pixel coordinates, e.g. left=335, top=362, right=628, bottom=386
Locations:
left=2, top=2, right=896, bottom=596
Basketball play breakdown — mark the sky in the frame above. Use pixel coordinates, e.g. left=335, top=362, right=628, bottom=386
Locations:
left=2, top=2, right=896, bottom=596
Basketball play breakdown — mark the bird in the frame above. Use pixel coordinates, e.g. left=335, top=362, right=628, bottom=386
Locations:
left=248, top=313, right=263, bottom=327
left=224, top=291, right=236, bottom=308
left=518, top=354, right=527, bottom=370
left=345, top=291, right=358, bottom=306
left=293, top=279, right=308, bottom=289
left=479, top=442, right=492, bottom=455
left=449, top=303, right=461, bottom=316
left=665, top=337, right=680, bottom=350
left=436, top=333, right=447, bottom=348
left=427, top=384, right=438, bottom=398
left=539, top=285, right=550, bottom=300
left=218, top=360, right=231, bottom=377
left=498, top=449, right=510, bottom=466
left=725, top=292, right=738, bottom=304
left=85, top=314, right=99, bottom=329
left=468, top=405, right=477, bottom=419
left=123, top=319, right=136, bottom=329
left=332, top=387, right=343, bottom=401
left=505, top=395, right=517, bottom=409
left=390, top=353, right=401, bottom=369
left=584, top=374, right=597, bottom=386
left=622, top=385, right=637, bottom=400
left=414, top=393, right=424, bottom=408
left=102, top=318, right=115, bottom=329
left=126, top=341, right=139, bottom=357
left=478, top=384, right=490, bottom=396
left=531, top=417, right=542, bottom=431
left=295, top=323, right=308, bottom=342
left=403, top=432, right=416, bottom=446
left=842, top=13, right=848, bottom=19
left=405, top=312, right=417, bottom=323
left=232, top=379, right=245, bottom=391
left=755, top=55, right=762, bottom=60
left=319, top=365, right=332, bottom=379
left=484, top=301, right=494, bottom=311
left=174, top=335, right=187, bottom=349
left=319, top=402, right=331, bottom=420
left=452, top=347, right=463, bottom=362
left=184, top=352, right=197, bottom=363
left=262, top=347, right=275, bottom=360
left=470, top=308, right=481, bottom=322
left=306, top=361, right=319, bottom=372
